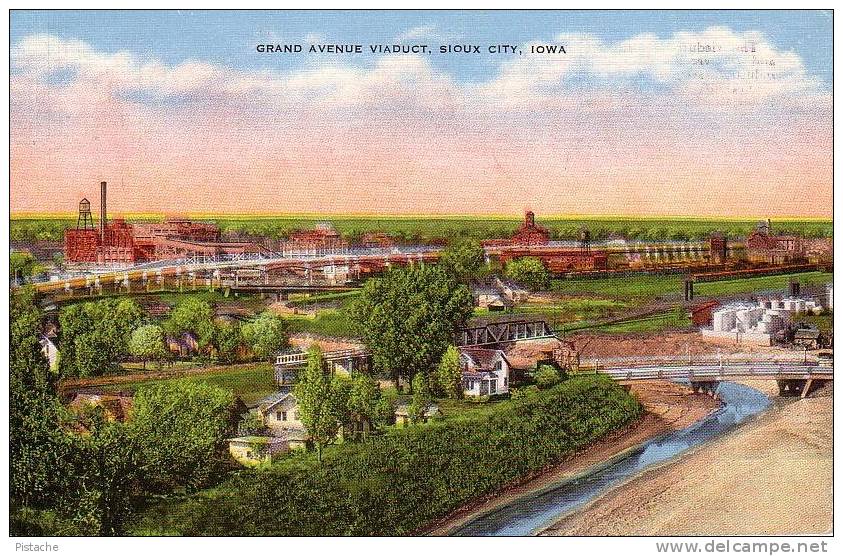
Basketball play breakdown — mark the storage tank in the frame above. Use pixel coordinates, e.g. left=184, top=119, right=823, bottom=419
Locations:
left=736, top=309, right=753, bottom=332
left=713, top=309, right=736, bottom=331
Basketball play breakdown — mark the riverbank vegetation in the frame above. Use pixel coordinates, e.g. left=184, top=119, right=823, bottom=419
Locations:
left=127, top=374, right=642, bottom=536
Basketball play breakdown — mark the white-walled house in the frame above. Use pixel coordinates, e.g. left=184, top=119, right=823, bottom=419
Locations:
left=459, top=348, right=511, bottom=397
left=255, top=390, right=308, bottom=445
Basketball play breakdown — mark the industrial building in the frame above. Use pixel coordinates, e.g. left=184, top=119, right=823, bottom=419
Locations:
left=483, top=211, right=550, bottom=247
left=484, top=211, right=608, bottom=272
left=701, top=295, right=826, bottom=345
left=745, top=220, right=805, bottom=265
left=64, top=182, right=264, bottom=265
left=280, top=222, right=349, bottom=255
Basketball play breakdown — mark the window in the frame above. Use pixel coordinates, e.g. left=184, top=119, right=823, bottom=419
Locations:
left=489, top=380, right=497, bottom=394
left=495, top=360, right=502, bottom=371
left=282, top=411, right=288, bottom=421
left=504, top=377, right=508, bottom=387
left=276, top=411, right=283, bottom=420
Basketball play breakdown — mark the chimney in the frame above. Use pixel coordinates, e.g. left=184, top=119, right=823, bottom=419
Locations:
left=100, top=181, right=107, bottom=242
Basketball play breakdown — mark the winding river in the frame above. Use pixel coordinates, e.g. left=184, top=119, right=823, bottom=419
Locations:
left=451, top=381, right=771, bottom=536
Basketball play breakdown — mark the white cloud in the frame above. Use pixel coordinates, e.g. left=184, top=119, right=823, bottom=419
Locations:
left=395, top=25, right=461, bottom=43
left=10, top=28, right=829, bottom=116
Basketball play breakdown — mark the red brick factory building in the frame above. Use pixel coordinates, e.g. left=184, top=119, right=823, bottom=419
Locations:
left=64, top=182, right=264, bottom=265
left=484, top=211, right=608, bottom=272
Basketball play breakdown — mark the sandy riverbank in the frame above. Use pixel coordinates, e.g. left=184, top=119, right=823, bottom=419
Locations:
left=426, top=381, right=721, bottom=536
left=541, top=380, right=832, bottom=536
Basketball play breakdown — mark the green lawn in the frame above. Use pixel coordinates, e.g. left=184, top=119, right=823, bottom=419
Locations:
left=473, top=298, right=628, bottom=324
left=103, top=363, right=277, bottom=405
left=694, top=272, right=832, bottom=297
left=551, top=271, right=832, bottom=303
left=285, top=309, right=359, bottom=338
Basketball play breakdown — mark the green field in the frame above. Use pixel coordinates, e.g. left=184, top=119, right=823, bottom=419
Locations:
left=552, top=271, right=832, bottom=302
left=561, top=311, right=692, bottom=335
left=473, top=298, right=628, bottom=325
left=104, top=363, right=276, bottom=405
left=11, top=215, right=833, bottom=244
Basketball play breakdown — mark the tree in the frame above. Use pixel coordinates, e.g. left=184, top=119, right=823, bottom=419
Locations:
left=165, top=297, right=216, bottom=351
left=214, top=321, right=244, bottom=364
left=10, top=288, right=75, bottom=510
left=294, top=346, right=342, bottom=464
left=350, top=266, right=474, bottom=387
left=128, top=325, right=166, bottom=370
left=435, top=345, right=463, bottom=399
left=10, top=252, right=38, bottom=282
left=438, top=238, right=487, bottom=283
left=534, top=365, right=561, bottom=388
left=237, top=412, right=266, bottom=436
left=407, top=373, right=433, bottom=424
left=505, top=257, right=550, bottom=291
left=347, top=373, right=381, bottom=439
left=373, top=386, right=398, bottom=429
left=241, top=311, right=288, bottom=359
left=58, top=299, right=146, bottom=378
left=129, top=380, right=234, bottom=493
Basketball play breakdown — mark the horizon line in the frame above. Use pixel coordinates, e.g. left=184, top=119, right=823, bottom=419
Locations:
left=9, top=212, right=834, bottom=223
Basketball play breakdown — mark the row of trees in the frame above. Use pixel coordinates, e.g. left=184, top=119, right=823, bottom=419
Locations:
left=58, top=297, right=289, bottom=376
left=11, top=288, right=238, bottom=535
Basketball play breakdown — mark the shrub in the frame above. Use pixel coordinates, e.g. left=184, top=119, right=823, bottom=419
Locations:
left=129, top=375, right=642, bottom=535
left=534, top=365, right=562, bottom=388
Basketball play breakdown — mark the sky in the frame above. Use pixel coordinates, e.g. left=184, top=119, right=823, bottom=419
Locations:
left=10, top=10, right=833, bottom=218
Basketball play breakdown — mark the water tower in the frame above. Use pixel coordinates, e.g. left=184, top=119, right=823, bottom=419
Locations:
left=77, top=198, right=95, bottom=230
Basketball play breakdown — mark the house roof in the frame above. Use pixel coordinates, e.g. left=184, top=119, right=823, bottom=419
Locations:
left=460, top=348, right=509, bottom=371
left=254, top=387, right=295, bottom=412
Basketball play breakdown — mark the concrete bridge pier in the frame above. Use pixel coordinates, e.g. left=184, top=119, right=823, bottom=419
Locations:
left=777, top=378, right=827, bottom=398
left=690, top=380, right=719, bottom=397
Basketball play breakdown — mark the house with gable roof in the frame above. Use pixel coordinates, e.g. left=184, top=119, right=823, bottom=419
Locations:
left=458, top=347, right=511, bottom=397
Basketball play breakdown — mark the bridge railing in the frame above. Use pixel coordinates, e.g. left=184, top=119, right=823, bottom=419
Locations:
left=592, top=364, right=832, bottom=382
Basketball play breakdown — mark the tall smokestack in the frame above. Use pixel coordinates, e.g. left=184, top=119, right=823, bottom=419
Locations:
left=100, top=181, right=107, bottom=242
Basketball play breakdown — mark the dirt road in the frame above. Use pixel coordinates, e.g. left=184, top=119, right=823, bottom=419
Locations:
left=541, top=380, right=832, bottom=536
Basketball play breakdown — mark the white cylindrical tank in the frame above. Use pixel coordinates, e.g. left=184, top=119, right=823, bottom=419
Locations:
left=736, top=309, right=752, bottom=331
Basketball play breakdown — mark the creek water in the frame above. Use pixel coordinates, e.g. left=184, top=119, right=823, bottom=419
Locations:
left=451, top=381, right=771, bottom=536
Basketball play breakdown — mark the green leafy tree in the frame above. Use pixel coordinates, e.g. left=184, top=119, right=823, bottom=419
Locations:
left=534, top=365, right=561, bottom=388
left=10, top=288, right=75, bottom=510
left=435, top=345, right=463, bottom=399
left=293, top=346, right=341, bottom=464
left=241, top=311, right=288, bottom=359
left=64, top=417, right=138, bottom=535
left=129, top=380, right=234, bottom=493
left=407, top=373, right=433, bottom=424
left=128, top=324, right=167, bottom=370
left=438, top=238, right=487, bottom=283
left=347, top=373, right=381, bottom=439
left=214, top=320, right=244, bottom=363
left=237, top=411, right=266, bottom=436
left=505, top=257, right=550, bottom=291
left=58, top=299, right=146, bottom=377
left=373, top=386, right=399, bottom=429
left=10, top=252, right=38, bottom=282
left=165, top=298, right=216, bottom=350
left=350, top=266, right=474, bottom=387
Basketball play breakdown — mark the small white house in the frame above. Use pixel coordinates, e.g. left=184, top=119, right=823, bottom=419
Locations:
left=459, top=348, right=511, bottom=397
left=255, top=390, right=307, bottom=443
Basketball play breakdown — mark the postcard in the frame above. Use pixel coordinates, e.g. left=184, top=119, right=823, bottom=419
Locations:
left=8, top=8, right=833, bottom=547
